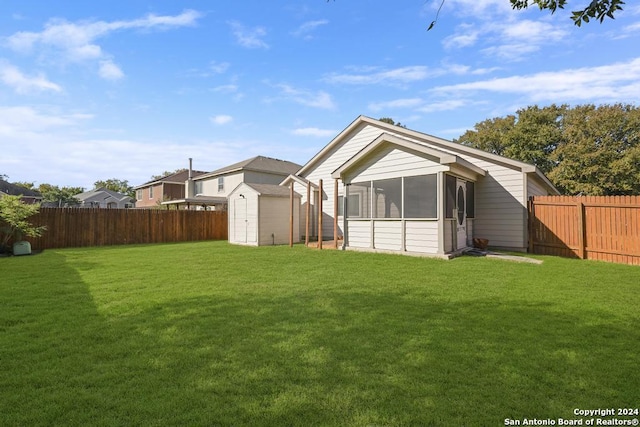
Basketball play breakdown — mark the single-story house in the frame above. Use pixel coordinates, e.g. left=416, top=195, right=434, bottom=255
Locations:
left=228, top=183, right=300, bottom=246
left=163, top=156, right=302, bottom=210
left=0, top=179, right=43, bottom=204
left=75, top=188, right=135, bottom=208
left=282, top=115, right=559, bottom=257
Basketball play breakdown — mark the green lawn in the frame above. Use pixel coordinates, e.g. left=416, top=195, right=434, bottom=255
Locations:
left=1, top=242, right=638, bottom=426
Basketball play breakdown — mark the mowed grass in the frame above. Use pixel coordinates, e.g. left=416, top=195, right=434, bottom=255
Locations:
left=1, top=241, right=639, bottom=426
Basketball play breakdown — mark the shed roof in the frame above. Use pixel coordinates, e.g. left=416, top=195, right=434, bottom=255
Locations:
left=241, top=183, right=300, bottom=198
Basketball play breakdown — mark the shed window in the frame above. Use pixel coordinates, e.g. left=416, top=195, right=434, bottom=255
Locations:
left=405, top=175, right=437, bottom=218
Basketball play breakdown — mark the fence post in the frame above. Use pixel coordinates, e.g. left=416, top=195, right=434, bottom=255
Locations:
left=577, top=199, right=585, bottom=259
left=527, top=197, right=535, bottom=253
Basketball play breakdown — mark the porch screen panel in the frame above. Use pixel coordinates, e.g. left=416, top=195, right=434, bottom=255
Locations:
left=373, top=178, right=402, bottom=219
left=445, top=175, right=456, bottom=219
left=404, top=174, right=437, bottom=218
left=466, top=181, right=475, bottom=218
left=346, top=182, right=370, bottom=218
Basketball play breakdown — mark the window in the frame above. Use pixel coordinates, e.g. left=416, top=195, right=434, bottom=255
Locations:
left=195, top=181, right=203, bottom=195
left=373, top=178, right=402, bottom=218
left=346, top=182, right=370, bottom=218
left=136, top=190, right=142, bottom=200
left=218, top=177, right=224, bottom=192
left=149, top=186, right=154, bottom=199
left=405, top=175, right=437, bottom=218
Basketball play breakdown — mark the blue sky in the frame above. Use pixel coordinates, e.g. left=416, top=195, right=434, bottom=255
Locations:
left=1, top=1, right=639, bottom=189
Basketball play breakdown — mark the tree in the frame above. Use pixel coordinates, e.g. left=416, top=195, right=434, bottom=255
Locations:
left=379, top=117, right=407, bottom=128
left=456, top=103, right=640, bottom=195
left=425, top=0, right=624, bottom=29
left=93, top=179, right=134, bottom=198
left=150, top=168, right=188, bottom=181
left=0, top=195, right=46, bottom=252
left=38, top=184, right=84, bottom=207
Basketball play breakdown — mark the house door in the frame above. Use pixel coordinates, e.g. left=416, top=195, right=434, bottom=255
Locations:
left=456, top=179, right=468, bottom=249
left=234, top=198, right=247, bottom=243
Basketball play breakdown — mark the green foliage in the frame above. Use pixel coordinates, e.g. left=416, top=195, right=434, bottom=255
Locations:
left=510, top=0, right=625, bottom=26
left=150, top=168, right=188, bottom=181
left=456, top=103, right=640, bottom=195
left=94, top=178, right=134, bottom=198
left=0, top=195, right=46, bottom=249
left=38, top=183, right=84, bottom=207
left=378, top=117, right=407, bottom=128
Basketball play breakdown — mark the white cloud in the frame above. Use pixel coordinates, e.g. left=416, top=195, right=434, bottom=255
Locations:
left=273, top=83, right=335, bottom=109
left=210, top=61, right=230, bottom=74
left=228, top=21, right=269, bottom=49
left=0, top=63, right=62, bottom=93
left=291, top=20, right=329, bottom=38
left=210, top=115, right=233, bottom=125
left=291, top=127, right=336, bottom=137
left=432, top=57, right=640, bottom=103
left=418, top=99, right=468, bottom=113
left=324, top=66, right=437, bottom=85
left=98, top=60, right=124, bottom=80
left=3, top=10, right=202, bottom=78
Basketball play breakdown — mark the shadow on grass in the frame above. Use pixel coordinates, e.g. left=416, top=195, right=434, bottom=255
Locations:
left=1, top=255, right=639, bottom=426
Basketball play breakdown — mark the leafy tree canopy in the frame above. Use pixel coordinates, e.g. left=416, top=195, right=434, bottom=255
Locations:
left=379, top=117, right=407, bottom=128
left=94, top=179, right=134, bottom=198
left=38, top=184, right=85, bottom=207
left=0, top=195, right=46, bottom=249
left=455, top=103, right=640, bottom=195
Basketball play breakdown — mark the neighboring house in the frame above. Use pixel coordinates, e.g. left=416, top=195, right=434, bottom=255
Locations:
left=163, top=155, right=302, bottom=210
left=282, top=115, right=559, bottom=257
left=0, top=179, right=43, bottom=204
left=133, top=168, right=206, bottom=208
left=75, top=188, right=135, bottom=208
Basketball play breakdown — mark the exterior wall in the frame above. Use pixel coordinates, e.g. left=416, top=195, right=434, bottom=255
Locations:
left=346, top=221, right=370, bottom=248
left=136, top=182, right=185, bottom=208
left=258, top=196, right=300, bottom=245
left=406, top=221, right=439, bottom=253
left=527, top=174, right=551, bottom=198
left=198, top=172, right=244, bottom=198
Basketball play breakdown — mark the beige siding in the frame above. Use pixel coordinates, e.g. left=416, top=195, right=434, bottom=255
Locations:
left=348, top=146, right=445, bottom=183
left=527, top=175, right=550, bottom=197
left=347, top=221, right=371, bottom=248
left=405, top=221, right=439, bottom=253
left=258, top=196, right=299, bottom=245
left=373, top=220, right=402, bottom=250
left=198, top=172, right=244, bottom=197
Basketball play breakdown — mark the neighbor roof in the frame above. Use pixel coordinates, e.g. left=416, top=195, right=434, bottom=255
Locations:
left=195, top=156, right=301, bottom=180
left=134, top=170, right=207, bottom=189
left=75, top=187, right=133, bottom=202
left=0, top=179, right=42, bottom=199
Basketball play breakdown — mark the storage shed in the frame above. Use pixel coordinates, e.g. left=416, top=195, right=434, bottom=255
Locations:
left=228, top=183, right=301, bottom=246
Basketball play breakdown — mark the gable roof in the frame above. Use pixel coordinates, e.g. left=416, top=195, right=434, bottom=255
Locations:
left=133, top=170, right=207, bottom=189
left=195, top=156, right=302, bottom=181
left=331, top=132, right=486, bottom=180
left=241, top=183, right=300, bottom=198
left=0, top=179, right=42, bottom=199
left=298, top=115, right=558, bottom=193
left=75, top=187, right=133, bottom=202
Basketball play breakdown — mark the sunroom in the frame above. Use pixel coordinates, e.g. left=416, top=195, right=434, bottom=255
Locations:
left=331, top=133, right=486, bottom=256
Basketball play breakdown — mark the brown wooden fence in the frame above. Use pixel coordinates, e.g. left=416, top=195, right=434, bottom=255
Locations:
left=23, top=208, right=228, bottom=250
left=528, top=196, right=640, bottom=265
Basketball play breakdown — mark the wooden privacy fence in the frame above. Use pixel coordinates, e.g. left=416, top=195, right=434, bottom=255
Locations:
left=25, top=208, right=228, bottom=250
left=528, top=195, right=640, bottom=265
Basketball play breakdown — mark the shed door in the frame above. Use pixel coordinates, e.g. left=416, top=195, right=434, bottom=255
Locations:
left=234, top=198, right=247, bottom=243
left=456, top=179, right=468, bottom=249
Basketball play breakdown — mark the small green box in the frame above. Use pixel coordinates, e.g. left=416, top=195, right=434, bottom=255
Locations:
left=13, top=241, right=32, bottom=256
